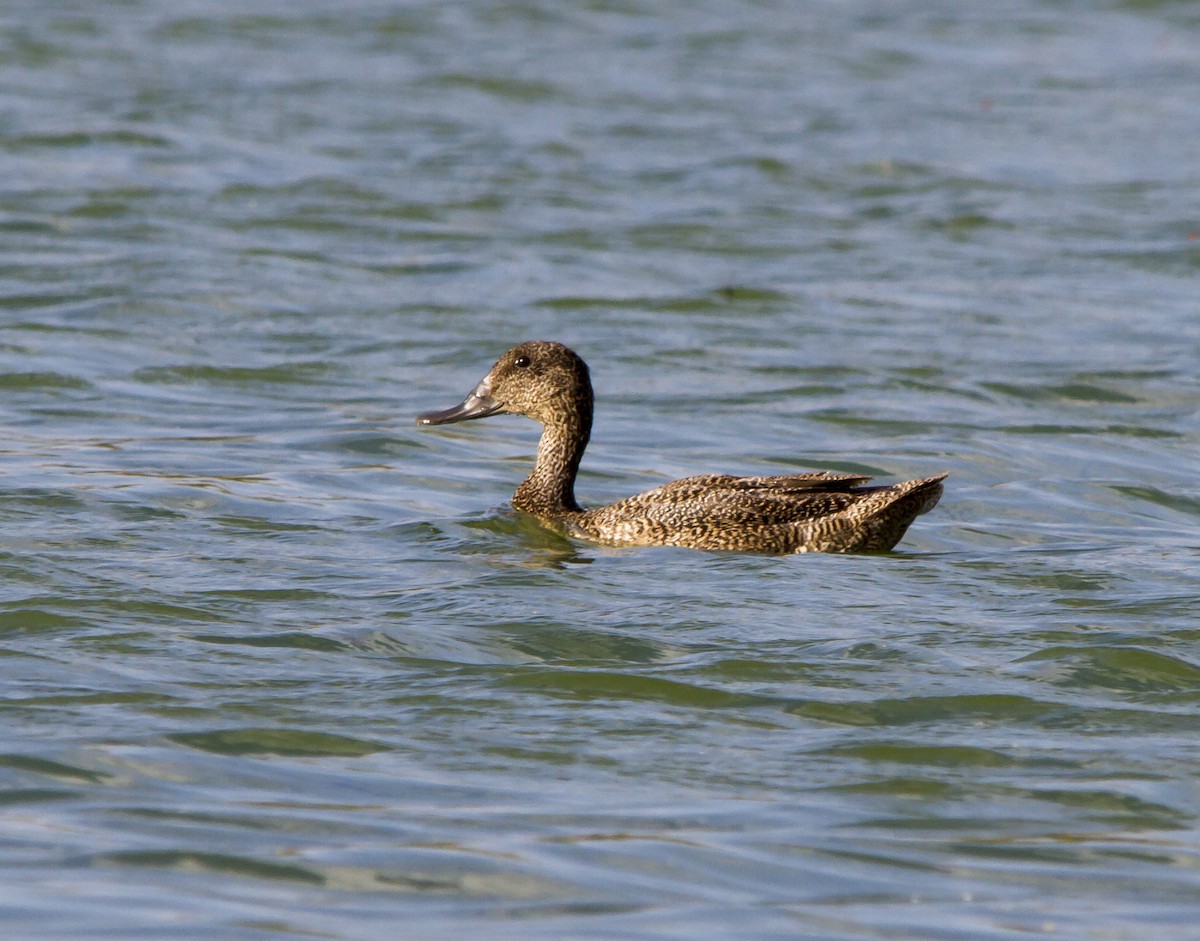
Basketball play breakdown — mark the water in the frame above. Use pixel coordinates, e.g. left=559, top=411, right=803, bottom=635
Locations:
left=2, top=1, right=1199, bottom=938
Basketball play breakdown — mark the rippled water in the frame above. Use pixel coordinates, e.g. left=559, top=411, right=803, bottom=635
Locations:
left=2, top=1, right=1199, bottom=938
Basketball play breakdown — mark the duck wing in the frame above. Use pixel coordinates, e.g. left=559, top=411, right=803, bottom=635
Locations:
left=587, top=471, right=875, bottom=529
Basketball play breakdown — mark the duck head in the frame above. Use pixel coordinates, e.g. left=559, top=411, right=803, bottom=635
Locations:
left=417, top=341, right=593, bottom=429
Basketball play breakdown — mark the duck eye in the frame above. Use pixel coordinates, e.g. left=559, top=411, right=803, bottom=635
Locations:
left=513, top=355, right=531, bottom=368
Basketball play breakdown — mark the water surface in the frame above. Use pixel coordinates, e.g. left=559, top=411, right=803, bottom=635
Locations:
left=2, top=1, right=1199, bottom=938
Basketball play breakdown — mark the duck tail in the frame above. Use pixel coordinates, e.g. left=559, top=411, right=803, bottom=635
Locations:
left=895, top=473, right=947, bottom=518
left=798, top=473, right=947, bottom=553
left=859, top=473, right=947, bottom=551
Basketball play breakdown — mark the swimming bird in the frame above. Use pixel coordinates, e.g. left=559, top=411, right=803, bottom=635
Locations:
left=417, top=341, right=945, bottom=553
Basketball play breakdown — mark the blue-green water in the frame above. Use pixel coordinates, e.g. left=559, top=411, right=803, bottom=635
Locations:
left=2, top=1, right=1199, bottom=938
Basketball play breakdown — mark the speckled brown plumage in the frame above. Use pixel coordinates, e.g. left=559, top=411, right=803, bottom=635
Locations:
left=417, top=341, right=946, bottom=554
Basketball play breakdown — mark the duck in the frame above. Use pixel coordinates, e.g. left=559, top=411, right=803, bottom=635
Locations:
left=417, top=341, right=945, bottom=553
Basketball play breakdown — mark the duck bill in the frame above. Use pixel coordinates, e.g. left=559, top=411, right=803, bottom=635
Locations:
left=416, top=381, right=504, bottom=425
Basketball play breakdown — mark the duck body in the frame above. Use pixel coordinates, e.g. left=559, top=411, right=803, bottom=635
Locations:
left=418, top=341, right=945, bottom=554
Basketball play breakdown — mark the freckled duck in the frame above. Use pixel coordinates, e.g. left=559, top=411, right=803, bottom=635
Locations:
left=417, top=341, right=946, bottom=553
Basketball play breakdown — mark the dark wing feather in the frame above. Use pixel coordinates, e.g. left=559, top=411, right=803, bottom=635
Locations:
left=700, top=472, right=872, bottom=493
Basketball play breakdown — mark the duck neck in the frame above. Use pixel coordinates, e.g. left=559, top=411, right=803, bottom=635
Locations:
left=513, top=400, right=592, bottom=519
